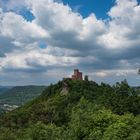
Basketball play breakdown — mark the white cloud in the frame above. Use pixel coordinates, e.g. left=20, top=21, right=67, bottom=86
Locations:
left=100, top=0, right=140, bottom=49
left=79, top=14, right=106, bottom=41
left=0, top=46, right=79, bottom=72
left=93, top=69, right=137, bottom=78
left=26, top=0, right=106, bottom=51
left=0, top=0, right=27, bottom=11
left=1, top=12, right=48, bottom=44
left=95, top=72, right=108, bottom=77
left=27, top=0, right=82, bottom=32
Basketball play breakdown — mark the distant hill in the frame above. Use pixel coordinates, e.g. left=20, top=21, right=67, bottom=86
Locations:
left=0, top=86, right=12, bottom=95
left=1, top=80, right=140, bottom=139
left=132, top=86, right=140, bottom=90
left=0, top=85, right=46, bottom=105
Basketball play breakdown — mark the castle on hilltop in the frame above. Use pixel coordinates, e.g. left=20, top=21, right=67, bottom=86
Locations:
left=72, top=69, right=83, bottom=80
left=63, top=69, right=84, bottom=81
left=61, top=69, right=83, bottom=95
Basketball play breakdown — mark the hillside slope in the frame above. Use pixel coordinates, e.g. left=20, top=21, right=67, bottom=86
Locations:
left=0, top=79, right=140, bottom=139
left=0, top=85, right=46, bottom=105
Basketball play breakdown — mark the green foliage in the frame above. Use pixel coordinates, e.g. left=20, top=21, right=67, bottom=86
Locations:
left=25, top=122, right=63, bottom=140
left=1, top=79, right=140, bottom=139
left=103, top=114, right=140, bottom=140
left=0, top=128, right=18, bottom=140
left=100, top=80, right=140, bottom=115
left=0, top=86, right=46, bottom=105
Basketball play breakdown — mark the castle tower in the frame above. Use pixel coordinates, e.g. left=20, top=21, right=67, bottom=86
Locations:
left=72, top=69, right=83, bottom=80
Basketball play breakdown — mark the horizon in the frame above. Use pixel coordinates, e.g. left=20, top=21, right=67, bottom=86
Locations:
left=0, top=0, right=140, bottom=86
left=0, top=72, right=138, bottom=87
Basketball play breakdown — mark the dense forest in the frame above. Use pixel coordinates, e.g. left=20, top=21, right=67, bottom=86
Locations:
left=0, top=79, right=140, bottom=140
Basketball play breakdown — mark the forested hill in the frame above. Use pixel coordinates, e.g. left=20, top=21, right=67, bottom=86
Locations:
left=0, top=86, right=12, bottom=95
left=0, top=85, right=46, bottom=105
left=1, top=79, right=140, bottom=139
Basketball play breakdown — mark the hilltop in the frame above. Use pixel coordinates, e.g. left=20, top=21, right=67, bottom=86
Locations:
left=0, top=79, right=140, bottom=139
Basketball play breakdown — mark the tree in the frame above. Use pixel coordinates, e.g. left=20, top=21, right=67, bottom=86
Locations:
left=84, top=75, right=89, bottom=81
left=26, top=122, right=63, bottom=140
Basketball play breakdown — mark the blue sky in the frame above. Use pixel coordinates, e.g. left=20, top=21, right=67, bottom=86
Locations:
left=63, top=0, right=116, bottom=19
left=0, top=0, right=140, bottom=86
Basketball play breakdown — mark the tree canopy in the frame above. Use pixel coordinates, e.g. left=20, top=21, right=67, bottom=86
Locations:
left=0, top=79, right=140, bottom=139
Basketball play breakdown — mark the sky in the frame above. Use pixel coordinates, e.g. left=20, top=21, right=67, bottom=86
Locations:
left=0, top=0, right=140, bottom=86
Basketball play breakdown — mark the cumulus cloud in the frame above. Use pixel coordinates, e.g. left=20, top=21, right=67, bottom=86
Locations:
left=0, top=0, right=140, bottom=85
left=0, top=11, right=48, bottom=44
left=0, top=0, right=27, bottom=11
left=100, top=0, right=140, bottom=50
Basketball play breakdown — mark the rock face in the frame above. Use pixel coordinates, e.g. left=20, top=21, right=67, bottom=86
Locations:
left=60, top=87, right=69, bottom=95
left=60, top=81, right=69, bottom=95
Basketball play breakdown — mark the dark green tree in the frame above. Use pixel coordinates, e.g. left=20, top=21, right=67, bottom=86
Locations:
left=84, top=75, right=89, bottom=81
